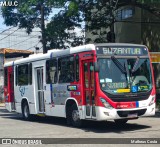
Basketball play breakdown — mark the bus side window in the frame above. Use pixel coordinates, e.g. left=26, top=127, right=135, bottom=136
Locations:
left=17, top=64, right=29, bottom=86
left=16, top=66, right=18, bottom=85
left=58, top=56, right=74, bottom=83
left=28, top=63, right=32, bottom=85
left=46, top=60, right=50, bottom=83
left=46, top=59, right=57, bottom=84
left=75, top=55, right=79, bottom=81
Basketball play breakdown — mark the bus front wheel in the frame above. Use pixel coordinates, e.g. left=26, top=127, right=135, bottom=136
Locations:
left=70, top=104, right=82, bottom=127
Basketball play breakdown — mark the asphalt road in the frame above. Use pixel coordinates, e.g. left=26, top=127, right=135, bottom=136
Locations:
left=0, top=106, right=160, bottom=146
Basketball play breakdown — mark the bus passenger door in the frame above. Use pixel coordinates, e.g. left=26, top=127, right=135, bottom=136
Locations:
left=7, top=67, right=15, bottom=111
left=35, top=67, right=45, bottom=113
left=83, top=61, right=96, bottom=119
left=8, top=70, right=15, bottom=110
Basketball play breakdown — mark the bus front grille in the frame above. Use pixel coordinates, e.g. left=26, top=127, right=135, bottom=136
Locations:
left=117, top=109, right=147, bottom=117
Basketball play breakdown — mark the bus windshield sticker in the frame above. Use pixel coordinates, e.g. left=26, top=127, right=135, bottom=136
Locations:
left=100, top=79, right=105, bottom=83
left=67, top=85, right=77, bottom=91
left=117, top=89, right=130, bottom=93
left=105, top=78, right=112, bottom=82
left=138, top=85, right=149, bottom=91
left=131, top=86, right=138, bottom=93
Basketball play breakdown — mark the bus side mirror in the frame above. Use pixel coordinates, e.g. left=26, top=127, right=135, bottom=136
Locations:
left=94, top=62, right=99, bottom=72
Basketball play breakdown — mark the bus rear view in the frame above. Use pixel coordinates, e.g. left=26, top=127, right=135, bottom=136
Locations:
left=95, top=44, right=156, bottom=125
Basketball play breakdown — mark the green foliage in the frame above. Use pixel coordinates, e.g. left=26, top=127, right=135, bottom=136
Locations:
left=1, top=0, right=66, bottom=34
left=66, top=0, right=118, bottom=43
left=137, top=0, right=160, bottom=4
left=1, top=0, right=119, bottom=48
left=46, top=10, right=83, bottom=49
left=67, top=1, right=79, bottom=16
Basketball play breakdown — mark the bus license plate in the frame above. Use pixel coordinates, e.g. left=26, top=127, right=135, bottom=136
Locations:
left=128, top=113, right=137, bottom=118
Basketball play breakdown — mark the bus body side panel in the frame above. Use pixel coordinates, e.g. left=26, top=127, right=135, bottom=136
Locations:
left=14, top=64, right=36, bottom=114
left=45, top=83, right=69, bottom=117
left=14, top=85, right=35, bottom=114
left=44, top=51, right=96, bottom=119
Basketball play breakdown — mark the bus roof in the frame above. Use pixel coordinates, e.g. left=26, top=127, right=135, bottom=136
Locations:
left=95, top=43, right=146, bottom=47
left=4, top=43, right=147, bottom=66
left=4, top=44, right=95, bottom=66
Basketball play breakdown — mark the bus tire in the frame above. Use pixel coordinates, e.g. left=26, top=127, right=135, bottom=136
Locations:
left=66, top=105, right=72, bottom=126
left=114, top=119, right=128, bottom=126
left=70, top=104, right=82, bottom=127
left=22, top=102, right=31, bottom=121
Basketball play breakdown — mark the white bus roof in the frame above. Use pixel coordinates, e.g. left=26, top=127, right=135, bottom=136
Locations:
left=4, top=61, right=14, bottom=67
left=4, top=43, right=147, bottom=66
left=4, top=44, right=95, bottom=66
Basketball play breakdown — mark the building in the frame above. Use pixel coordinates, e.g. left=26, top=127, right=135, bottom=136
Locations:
left=0, top=48, right=33, bottom=102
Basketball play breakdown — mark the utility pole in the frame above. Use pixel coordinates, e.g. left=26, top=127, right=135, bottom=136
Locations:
left=41, top=3, right=47, bottom=53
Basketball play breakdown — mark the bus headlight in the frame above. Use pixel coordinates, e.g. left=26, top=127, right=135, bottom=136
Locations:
left=149, top=95, right=156, bottom=106
left=100, top=98, right=113, bottom=109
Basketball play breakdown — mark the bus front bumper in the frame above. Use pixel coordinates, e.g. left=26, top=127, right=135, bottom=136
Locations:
left=96, top=103, right=155, bottom=121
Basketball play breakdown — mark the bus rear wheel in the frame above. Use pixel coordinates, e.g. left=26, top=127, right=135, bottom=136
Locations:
left=70, top=104, right=82, bottom=127
left=22, top=102, right=31, bottom=121
left=114, top=119, right=128, bottom=126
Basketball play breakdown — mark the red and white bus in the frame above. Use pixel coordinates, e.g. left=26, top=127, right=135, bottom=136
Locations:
left=4, top=43, right=156, bottom=127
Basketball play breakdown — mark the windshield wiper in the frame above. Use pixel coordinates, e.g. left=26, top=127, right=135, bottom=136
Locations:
left=111, top=56, right=127, bottom=74
left=131, top=56, right=140, bottom=73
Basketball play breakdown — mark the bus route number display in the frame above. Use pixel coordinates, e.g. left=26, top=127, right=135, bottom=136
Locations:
left=96, top=46, right=148, bottom=56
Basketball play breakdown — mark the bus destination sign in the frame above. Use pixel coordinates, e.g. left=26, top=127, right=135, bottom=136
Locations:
left=96, top=46, right=148, bottom=56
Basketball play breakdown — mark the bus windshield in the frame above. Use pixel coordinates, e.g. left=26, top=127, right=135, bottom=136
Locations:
left=98, top=57, right=152, bottom=94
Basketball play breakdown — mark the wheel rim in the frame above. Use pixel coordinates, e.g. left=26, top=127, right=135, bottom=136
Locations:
left=24, top=105, right=29, bottom=118
left=72, top=110, right=80, bottom=122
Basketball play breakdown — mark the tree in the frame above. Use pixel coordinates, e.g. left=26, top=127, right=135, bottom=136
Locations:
left=1, top=0, right=66, bottom=53
left=2, top=0, right=160, bottom=51
left=58, top=0, right=160, bottom=44
left=59, top=0, right=119, bottom=44
left=45, top=4, right=84, bottom=49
